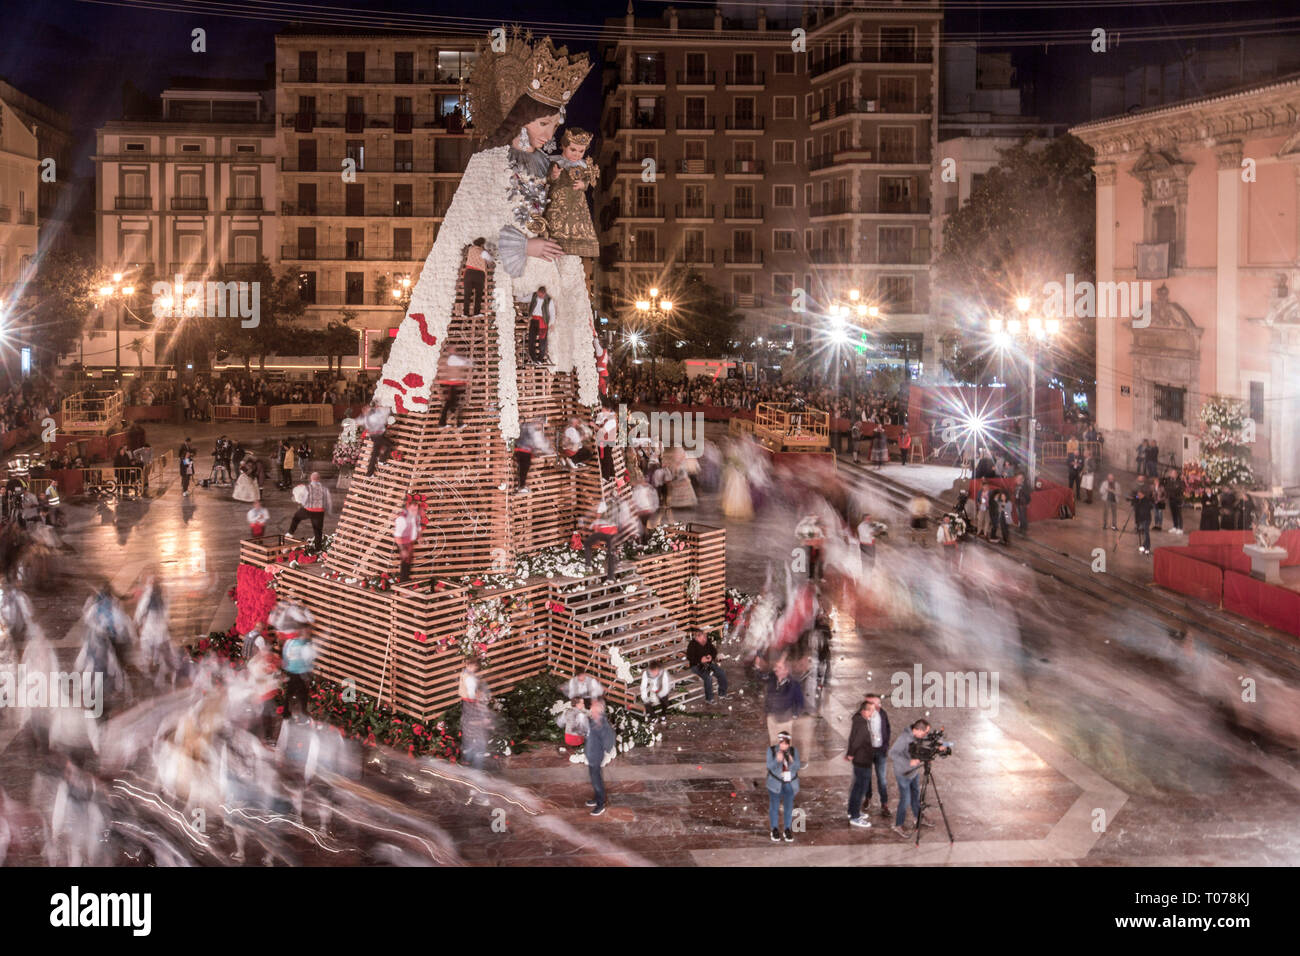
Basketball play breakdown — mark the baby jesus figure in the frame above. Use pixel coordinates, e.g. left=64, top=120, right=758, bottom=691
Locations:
left=545, top=127, right=600, bottom=257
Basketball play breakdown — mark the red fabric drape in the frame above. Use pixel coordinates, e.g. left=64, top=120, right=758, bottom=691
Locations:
left=1223, top=570, right=1300, bottom=636
left=1153, top=548, right=1223, bottom=605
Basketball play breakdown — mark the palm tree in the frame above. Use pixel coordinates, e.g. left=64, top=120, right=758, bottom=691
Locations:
left=126, top=337, right=146, bottom=368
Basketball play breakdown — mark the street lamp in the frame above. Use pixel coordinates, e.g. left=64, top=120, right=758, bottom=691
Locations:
left=634, top=287, right=673, bottom=404
left=390, top=273, right=413, bottom=308
left=95, top=273, right=136, bottom=382
left=989, top=296, right=1060, bottom=485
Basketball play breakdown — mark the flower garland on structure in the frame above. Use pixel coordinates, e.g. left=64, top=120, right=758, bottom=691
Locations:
left=684, top=574, right=701, bottom=605
left=1195, top=395, right=1255, bottom=492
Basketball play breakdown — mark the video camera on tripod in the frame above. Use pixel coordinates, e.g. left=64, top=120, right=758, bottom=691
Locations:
left=908, top=727, right=953, bottom=762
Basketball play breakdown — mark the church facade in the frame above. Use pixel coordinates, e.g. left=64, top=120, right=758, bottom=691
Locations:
left=1072, top=74, right=1300, bottom=488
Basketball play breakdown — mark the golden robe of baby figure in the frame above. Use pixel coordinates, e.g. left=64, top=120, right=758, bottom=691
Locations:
left=545, top=127, right=600, bottom=257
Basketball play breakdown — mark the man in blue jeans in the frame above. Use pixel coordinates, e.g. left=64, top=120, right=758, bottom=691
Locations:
left=685, top=631, right=728, bottom=702
left=844, top=699, right=876, bottom=829
left=858, top=694, right=891, bottom=817
left=583, top=699, right=616, bottom=816
left=889, top=718, right=934, bottom=837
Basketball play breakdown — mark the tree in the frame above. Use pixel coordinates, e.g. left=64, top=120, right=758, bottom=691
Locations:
left=23, top=249, right=100, bottom=367
left=126, top=337, right=146, bottom=368
left=1195, top=395, right=1255, bottom=492
left=936, top=134, right=1096, bottom=388
left=210, top=259, right=306, bottom=369
left=941, top=338, right=995, bottom=385
left=657, top=269, right=742, bottom=359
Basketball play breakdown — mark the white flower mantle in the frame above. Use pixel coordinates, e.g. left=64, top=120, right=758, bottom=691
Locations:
left=373, top=145, right=599, bottom=441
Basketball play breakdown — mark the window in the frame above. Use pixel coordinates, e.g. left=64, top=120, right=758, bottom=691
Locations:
left=773, top=230, right=795, bottom=251
left=394, top=52, right=414, bottom=84
left=636, top=52, right=664, bottom=84
left=345, top=140, right=365, bottom=170
left=773, top=96, right=795, bottom=120
left=774, top=141, right=795, bottom=165
left=123, top=172, right=146, bottom=197
left=879, top=77, right=914, bottom=111
left=683, top=184, right=705, bottom=212
left=683, top=229, right=705, bottom=261
left=773, top=185, right=795, bottom=208
left=233, top=173, right=257, bottom=199
left=878, top=226, right=912, bottom=263
left=297, top=139, right=317, bottom=172
left=177, top=232, right=203, bottom=265
left=733, top=273, right=753, bottom=295
left=347, top=51, right=366, bottom=83
left=804, top=184, right=813, bottom=205
left=773, top=274, right=794, bottom=296
left=346, top=183, right=365, bottom=216
left=345, top=228, right=365, bottom=260
left=298, top=51, right=317, bottom=82
left=684, top=140, right=705, bottom=161
left=634, top=184, right=657, bottom=212
left=635, top=140, right=657, bottom=162
left=297, top=271, right=316, bottom=303
left=733, top=97, right=756, bottom=125
left=125, top=142, right=146, bottom=151
left=803, top=229, right=812, bottom=250
left=296, top=182, right=317, bottom=215
left=734, top=52, right=756, bottom=83
left=879, top=275, right=913, bottom=311
left=236, top=144, right=256, bottom=153
left=775, top=53, right=795, bottom=74
left=734, top=140, right=756, bottom=162
left=684, top=96, right=708, bottom=127
left=393, top=227, right=412, bottom=260
left=1153, top=206, right=1176, bottom=242
left=178, top=172, right=201, bottom=197
left=394, top=140, right=413, bottom=172
left=232, top=235, right=258, bottom=263
left=1154, top=384, right=1186, bottom=424
left=345, top=271, right=364, bottom=305
left=685, top=52, right=707, bottom=82
left=393, top=183, right=413, bottom=216
left=1249, top=381, right=1265, bottom=424
left=297, top=226, right=317, bottom=257
left=181, top=144, right=201, bottom=153
left=879, top=127, right=914, bottom=161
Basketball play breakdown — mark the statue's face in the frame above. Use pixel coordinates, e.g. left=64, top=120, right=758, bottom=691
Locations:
left=524, top=114, right=561, bottom=149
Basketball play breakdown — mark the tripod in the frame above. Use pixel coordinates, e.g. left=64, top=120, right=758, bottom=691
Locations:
left=1110, top=506, right=1132, bottom=552
left=913, top=759, right=955, bottom=846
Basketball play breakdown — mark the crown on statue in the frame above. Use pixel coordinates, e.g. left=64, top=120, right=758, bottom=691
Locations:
left=526, top=38, right=591, bottom=107
left=561, top=127, right=594, bottom=149
left=469, top=27, right=592, bottom=141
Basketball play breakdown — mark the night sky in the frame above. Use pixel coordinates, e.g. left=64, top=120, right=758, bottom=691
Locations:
left=2, top=0, right=1297, bottom=232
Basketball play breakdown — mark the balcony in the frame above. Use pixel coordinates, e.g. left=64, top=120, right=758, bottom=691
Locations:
left=18, top=210, right=35, bottom=225
left=280, top=244, right=422, bottom=261
left=624, top=111, right=668, bottom=132
left=675, top=114, right=716, bottom=132
left=725, top=71, right=766, bottom=87
left=724, top=249, right=764, bottom=265
left=879, top=148, right=932, bottom=165
left=679, top=248, right=715, bottom=265
left=726, top=293, right=765, bottom=308
left=723, top=203, right=764, bottom=221
left=809, top=46, right=934, bottom=77
left=724, top=159, right=765, bottom=175
left=808, top=247, right=859, bottom=264
left=616, top=248, right=665, bottom=264
left=809, top=198, right=855, bottom=217
left=281, top=157, right=460, bottom=174
left=226, top=197, right=265, bottom=211
left=114, top=197, right=152, bottom=210
left=280, top=67, right=462, bottom=85
left=674, top=203, right=715, bottom=220
left=0, top=206, right=9, bottom=223
left=280, top=201, right=437, bottom=218
left=676, top=70, right=716, bottom=86
left=675, top=159, right=715, bottom=175
left=617, top=203, right=666, bottom=220
left=877, top=247, right=930, bottom=265
left=810, top=96, right=934, bottom=123
left=724, top=115, right=766, bottom=131
left=281, top=112, right=458, bottom=132
left=624, top=68, right=667, bottom=87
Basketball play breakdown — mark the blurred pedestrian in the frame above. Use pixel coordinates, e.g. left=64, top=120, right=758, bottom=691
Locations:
left=584, top=699, right=615, bottom=816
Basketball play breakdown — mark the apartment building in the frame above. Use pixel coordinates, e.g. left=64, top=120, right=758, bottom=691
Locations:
left=597, top=2, right=942, bottom=375
left=0, top=79, right=72, bottom=236
left=89, top=80, right=277, bottom=368
left=805, top=0, right=941, bottom=373
left=0, top=97, right=39, bottom=313
left=597, top=5, right=812, bottom=351
left=274, top=30, right=477, bottom=362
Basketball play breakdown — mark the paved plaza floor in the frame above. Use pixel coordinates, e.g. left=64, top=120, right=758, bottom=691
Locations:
left=2, top=420, right=1298, bottom=866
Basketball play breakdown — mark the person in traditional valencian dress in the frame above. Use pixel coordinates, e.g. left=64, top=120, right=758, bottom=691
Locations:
left=372, top=31, right=598, bottom=439
left=544, top=127, right=600, bottom=257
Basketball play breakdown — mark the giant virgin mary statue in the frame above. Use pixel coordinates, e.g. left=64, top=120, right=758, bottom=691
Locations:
left=372, top=30, right=599, bottom=439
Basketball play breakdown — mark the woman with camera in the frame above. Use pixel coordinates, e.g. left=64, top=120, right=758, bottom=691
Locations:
left=766, top=731, right=801, bottom=843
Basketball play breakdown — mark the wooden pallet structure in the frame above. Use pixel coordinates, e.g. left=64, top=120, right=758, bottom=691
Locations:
left=236, top=252, right=726, bottom=721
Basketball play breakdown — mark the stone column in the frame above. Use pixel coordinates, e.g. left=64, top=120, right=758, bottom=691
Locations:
left=1215, top=141, right=1243, bottom=397
left=1094, top=163, right=1117, bottom=431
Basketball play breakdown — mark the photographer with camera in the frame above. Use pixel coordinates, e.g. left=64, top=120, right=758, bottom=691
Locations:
left=889, top=718, right=947, bottom=837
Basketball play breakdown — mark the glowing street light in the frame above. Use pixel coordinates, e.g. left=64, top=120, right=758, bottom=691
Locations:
left=634, top=287, right=674, bottom=402
left=988, top=294, right=1060, bottom=485
left=94, top=271, right=138, bottom=381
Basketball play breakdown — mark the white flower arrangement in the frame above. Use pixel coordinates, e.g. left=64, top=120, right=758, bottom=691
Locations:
left=371, top=146, right=600, bottom=440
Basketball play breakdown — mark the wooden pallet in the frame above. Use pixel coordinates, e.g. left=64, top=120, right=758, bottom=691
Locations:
left=236, top=245, right=727, bottom=722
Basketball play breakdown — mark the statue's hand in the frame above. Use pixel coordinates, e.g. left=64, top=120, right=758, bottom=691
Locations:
left=527, top=238, right=563, bottom=261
